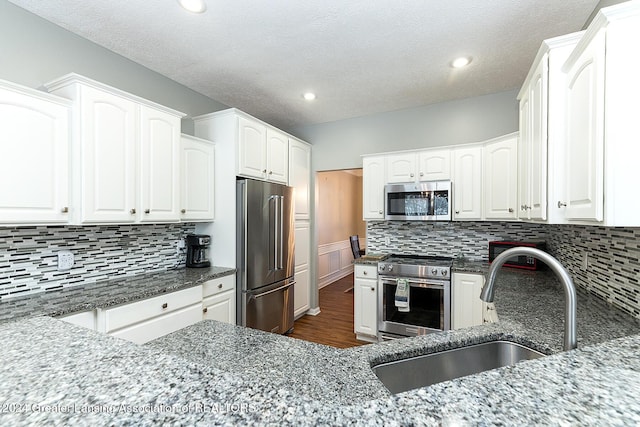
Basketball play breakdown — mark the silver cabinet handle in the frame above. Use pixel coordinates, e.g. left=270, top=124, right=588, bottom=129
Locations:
left=558, top=201, right=567, bottom=208
left=410, top=173, right=414, bottom=177
left=144, top=209, right=150, bottom=214
left=181, top=209, right=186, bottom=214
left=61, top=207, right=69, bottom=213
left=130, top=208, right=136, bottom=215
left=162, top=303, right=168, bottom=309
left=378, top=210, right=383, bottom=214
left=419, top=172, right=424, bottom=177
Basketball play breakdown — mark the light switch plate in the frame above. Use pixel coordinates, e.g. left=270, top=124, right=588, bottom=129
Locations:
left=57, top=251, right=74, bottom=271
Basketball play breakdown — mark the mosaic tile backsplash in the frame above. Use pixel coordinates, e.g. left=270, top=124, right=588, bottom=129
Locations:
left=0, top=223, right=195, bottom=300
left=367, top=221, right=640, bottom=319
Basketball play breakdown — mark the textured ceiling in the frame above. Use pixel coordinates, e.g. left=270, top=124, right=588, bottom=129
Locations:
left=9, top=0, right=599, bottom=131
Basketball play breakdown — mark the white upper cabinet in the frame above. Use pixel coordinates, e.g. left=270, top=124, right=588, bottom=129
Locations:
left=237, top=115, right=288, bottom=183
left=558, top=3, right=640, bottom=226
left=139, top=106, right=181, bottom=222
left=45, top=73, right=185, bottom=224
left=288, top=138, right=311, bottom=220
left=483, top=134, right=518, bottom=220
left=385, top=149, right=451, bottom=184
left=418, top=149, right=451, bottom=181
left=0, top=80, right=71, bottom=224
left=180, top=134, right=215, bottom=222
left=363, top=155, right=386, bottom=220
left=452, top=146, right=483, bottom=220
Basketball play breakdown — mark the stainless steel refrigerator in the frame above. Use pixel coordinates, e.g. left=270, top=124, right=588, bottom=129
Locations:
left=236, top=178, right=295, bottom=334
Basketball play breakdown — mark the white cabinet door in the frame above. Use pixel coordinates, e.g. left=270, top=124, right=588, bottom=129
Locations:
left=564, top=29, right=605, bottom=222
left=203, top=290, right=236, bottom=324
left=0, top=83, right=70, bottom=224
left=518, top=87, right=532, bottom=220
left=418, top=149, right=451, bottom=181
left=294, top=221, right=311, bottom=317
left=180, top=135, right=215, bottom=221
left=452, top=146, right=483, bottom=220
left=288, top=139, right=311, bottom=220
left=266, top=128, right=288, bottom=183
left=354, top=277, right=377, bottom=336
left=385, top=152, right=416, bottom=183
left=452, top=273, right=485, bottom=330
left=363, top=156, right=386, bottom=219
left=80, top=85, right=137, bottom=223
left=484, top=136, right=518, bottom=220
left=139, top=106, right=181, bottom=222
left=238, top=116, right=267, bottom=179
left=528, top=58, right=548, bottom=221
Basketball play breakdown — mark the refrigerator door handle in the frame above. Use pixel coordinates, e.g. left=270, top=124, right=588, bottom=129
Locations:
left=269, top=195, right=278, bottom=271
left=251, top=281, right=295, bottom=299
left=279, top=195, right=284, bottom=269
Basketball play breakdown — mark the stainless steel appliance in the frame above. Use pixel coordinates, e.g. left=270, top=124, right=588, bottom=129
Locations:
left=185, top=234, right=211, bottom=268
left=385, top=180, right=451, bottom=221
left=377, top=255, right=452, bottom=339
left=489, top=241, right=547, bottom=270
left=236, top=178, right=295, bottom=334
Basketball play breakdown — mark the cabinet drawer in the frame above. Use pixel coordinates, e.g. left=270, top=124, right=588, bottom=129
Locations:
left=202, top=274, right=235, bottom=298
left=103, top=286, right=201, bottom=333
left=110, top=303, right=202, bottom=344
left=355, top=264, right=377, bottom=279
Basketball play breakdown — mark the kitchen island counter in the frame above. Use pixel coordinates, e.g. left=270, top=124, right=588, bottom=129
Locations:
left=1, top=269, right=640, bottom=425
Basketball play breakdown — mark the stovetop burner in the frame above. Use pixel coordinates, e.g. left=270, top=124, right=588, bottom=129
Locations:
left=378, top=254, right=453, bottom=279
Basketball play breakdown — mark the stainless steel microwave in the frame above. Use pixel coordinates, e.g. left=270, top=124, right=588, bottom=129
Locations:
left=384, top=180, right=452, bottom=221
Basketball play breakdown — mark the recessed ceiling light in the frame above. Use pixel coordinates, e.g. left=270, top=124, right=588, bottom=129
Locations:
left=303, top=92, right=316, bottom=101
left=178, top=0, right=207, bottom=13
left=451, top=57, right=472, bottom=68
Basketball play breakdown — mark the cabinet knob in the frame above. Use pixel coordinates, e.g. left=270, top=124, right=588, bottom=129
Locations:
left=410, top=173, right=414, bottom=178
left=144, top=209, right=150, bottom=214
left=508, top=208, right=514, bottom=213
left=181, top=209, right=186, bottom=214
left=162, top=302, right=168, bottom=309
left=370, top=287, right=375, bottom=291
left=263, top=169, right=267, bottom=173
left=558, top=201, right=567, bottom=208
left=269, top=171, right=273, bottom=175
left=218, top=283, right=223, bottom=289
left=419, top=172, right=424, bottom=177
left=203, top=307, right=208, bottom=313
left=60, top=207, right=69, bottom=213
left=363, top=271, right=368, bottom=275
left=455, top=211, right=460, bottom=214
left=378, top=210, right=383, bottom=214
left=130, top=208, right=136, bottom=215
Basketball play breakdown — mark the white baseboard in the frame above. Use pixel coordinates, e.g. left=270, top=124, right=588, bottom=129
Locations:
left=307, top=307, right=321, bottom=316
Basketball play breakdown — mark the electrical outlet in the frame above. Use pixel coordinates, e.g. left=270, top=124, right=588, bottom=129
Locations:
left=582, top=253, right=589, bottom=271
left=57, top=251, right=74, bottom=271
left=385, top=236, right=391, bottom=245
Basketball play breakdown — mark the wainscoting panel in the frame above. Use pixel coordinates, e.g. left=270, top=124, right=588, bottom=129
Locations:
left=317, top=238, right=365, bottom=289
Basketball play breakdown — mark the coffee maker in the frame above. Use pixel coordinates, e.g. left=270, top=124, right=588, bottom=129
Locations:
left=186, top=234, right=211, bottom=268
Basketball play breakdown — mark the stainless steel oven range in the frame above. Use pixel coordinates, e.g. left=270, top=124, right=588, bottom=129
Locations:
left=377, top=255, right=452, bottom=339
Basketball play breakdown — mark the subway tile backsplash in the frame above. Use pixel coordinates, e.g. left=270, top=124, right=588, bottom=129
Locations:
left=367, top=221, right=640, bottom=320
left=0, top=223, right=195, bottom=300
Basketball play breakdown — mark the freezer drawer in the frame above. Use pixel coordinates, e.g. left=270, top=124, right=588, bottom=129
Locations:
left=240, top=280, right=294, bottom=334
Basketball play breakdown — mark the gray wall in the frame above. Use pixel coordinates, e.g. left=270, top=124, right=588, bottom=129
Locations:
left=0, top=1, right=227, bottom=134
left=292, top=88, right=519, bottom=172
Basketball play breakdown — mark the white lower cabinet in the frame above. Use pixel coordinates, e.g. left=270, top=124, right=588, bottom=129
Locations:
left=202, top=274, right=236, bottom=324
left=353, top=264, right=378, bottom=341
left=59, top=310, right=96, bottom=330
left=294, top=221, right=311, bottom=317
left=451, top=272, right=485, bottom=330
left=97, top=286, right=202, bottom=344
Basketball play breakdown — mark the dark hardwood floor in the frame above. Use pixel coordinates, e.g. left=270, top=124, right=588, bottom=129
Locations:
left=288, top=273, right=368, bottom=348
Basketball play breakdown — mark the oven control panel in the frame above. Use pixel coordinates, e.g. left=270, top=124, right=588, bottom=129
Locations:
left=378, top=263, right=450, bottom=279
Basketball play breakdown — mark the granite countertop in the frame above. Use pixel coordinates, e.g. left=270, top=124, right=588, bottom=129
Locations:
left=1, top=269, right=640, bottom=425
left=0, top=265, right=235, bottom=322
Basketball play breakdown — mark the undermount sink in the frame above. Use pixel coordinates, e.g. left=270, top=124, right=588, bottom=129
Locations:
left=372, top=340, right=545, bottom=394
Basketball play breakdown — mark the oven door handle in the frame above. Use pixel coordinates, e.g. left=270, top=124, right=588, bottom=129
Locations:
left=379, top=277, right=448, bottom=289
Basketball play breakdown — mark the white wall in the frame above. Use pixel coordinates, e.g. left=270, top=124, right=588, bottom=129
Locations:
left=292, top=89, right=519, bottom=172
left=0, top=1, right=227, bottom=134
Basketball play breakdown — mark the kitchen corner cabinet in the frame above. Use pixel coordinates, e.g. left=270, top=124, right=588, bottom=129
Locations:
left=44, top=73, right=185, bottom=224
left=558, top=4, right=640, bottom=226
left=202, top=274, right=236, bottom=324
left=180, top=134, right=215, bottom=221
left=293, top=221, right=311, bottom=317
left=237, top=115, right=288, bottom=183
left=451, top=272, right=485, bottom=330
left=96, top=286, right=202, bottom=344
left=362, top=155, right=385, bottom=220
left=353, top=264, right=378, bottom=342
left=451, top=146, right=483, bottom=220
left=483, top=134, right=518, bottom=220
left=0, top=80, right=71, bottom=225
left=288, top=138, right=311, bottom=220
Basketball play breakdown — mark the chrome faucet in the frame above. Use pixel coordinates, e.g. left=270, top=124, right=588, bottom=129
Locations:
left=479, top=247, right=577, bottom=351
